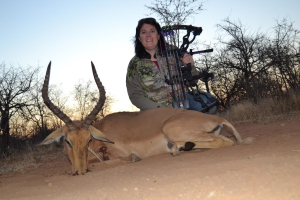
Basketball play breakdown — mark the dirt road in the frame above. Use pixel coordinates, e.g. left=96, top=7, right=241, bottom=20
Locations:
left=1, top=114, right=300, bottom=200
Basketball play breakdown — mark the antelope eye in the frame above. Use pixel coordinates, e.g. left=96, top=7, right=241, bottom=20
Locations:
left=65, top=139, right=72, bottom=148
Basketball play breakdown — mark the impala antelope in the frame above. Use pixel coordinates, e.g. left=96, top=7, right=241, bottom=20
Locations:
left=40, top=61, right=252, bottom=175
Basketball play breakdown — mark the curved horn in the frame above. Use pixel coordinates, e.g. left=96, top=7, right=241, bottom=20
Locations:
left=81, top=61, right=106, bottom=130
left=42, top=61, right=76, bottom=132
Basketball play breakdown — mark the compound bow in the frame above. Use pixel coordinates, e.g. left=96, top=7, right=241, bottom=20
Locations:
left=160, top=25, right=216, bottom=112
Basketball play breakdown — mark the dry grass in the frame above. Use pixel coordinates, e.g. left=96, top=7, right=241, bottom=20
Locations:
left=220, top=91, right=300, bottom=124
left=0, top=143, right=64, bottom=175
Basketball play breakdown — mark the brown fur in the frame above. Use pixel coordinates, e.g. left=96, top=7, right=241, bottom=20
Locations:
left=39, top=121, right=109, bottom=175
left=40, top=108, right=252, bottom=175
left=40, top=62, right=252, bottom=175
left=92, top=108, right=249, bottom=158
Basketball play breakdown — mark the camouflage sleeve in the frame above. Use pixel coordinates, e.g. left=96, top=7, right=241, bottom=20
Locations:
left=126, top=57, right=161, bottom=110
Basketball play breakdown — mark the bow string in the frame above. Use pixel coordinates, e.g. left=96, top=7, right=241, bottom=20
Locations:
left=159, top=24, right=213, bottom=109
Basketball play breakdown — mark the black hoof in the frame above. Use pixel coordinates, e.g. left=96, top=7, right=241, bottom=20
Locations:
left=183, top=141, right=195, bottom=151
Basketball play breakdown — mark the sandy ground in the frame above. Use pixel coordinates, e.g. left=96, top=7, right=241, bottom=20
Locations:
left=1, top=114, right=300, bottom=200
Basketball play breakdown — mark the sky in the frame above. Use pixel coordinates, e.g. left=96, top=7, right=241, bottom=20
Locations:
left=1, top=0, right=299, bottom=113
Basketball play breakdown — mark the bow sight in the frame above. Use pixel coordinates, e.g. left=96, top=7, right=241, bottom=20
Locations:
left=160, top=25, right=216, bottom=111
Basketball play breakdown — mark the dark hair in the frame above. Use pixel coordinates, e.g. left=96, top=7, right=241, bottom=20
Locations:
left=134, top=18, right=166, bottom=59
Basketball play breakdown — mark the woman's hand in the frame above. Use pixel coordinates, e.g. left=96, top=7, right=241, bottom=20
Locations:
left=181, top=54, right=194, bottom=67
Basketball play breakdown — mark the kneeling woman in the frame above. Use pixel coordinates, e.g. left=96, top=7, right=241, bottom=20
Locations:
left=126, top=17, right=216, bottom=114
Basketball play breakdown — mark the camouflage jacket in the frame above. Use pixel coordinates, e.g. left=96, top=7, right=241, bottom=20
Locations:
left=126, top=49, right=198, bottom=110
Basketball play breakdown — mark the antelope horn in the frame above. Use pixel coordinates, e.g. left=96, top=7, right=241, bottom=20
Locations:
left=42, top=61, right=76, bottom=132
left=81, top=61, right=106, bottom=130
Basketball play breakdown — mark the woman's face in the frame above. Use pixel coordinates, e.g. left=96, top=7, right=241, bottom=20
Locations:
left=139, top=23, right=160, bottom=54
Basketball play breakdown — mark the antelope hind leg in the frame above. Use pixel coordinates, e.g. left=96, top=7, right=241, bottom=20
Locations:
left=171, top=141, right=186, bottom=156
left=171, top=135, right=234, bottom=156
left=170, top=141, right=197, bottom=156
left=192, top=135, right=235, bottom=149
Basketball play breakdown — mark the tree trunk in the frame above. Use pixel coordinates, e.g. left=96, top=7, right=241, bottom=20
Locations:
left=1, top=110, right=10, bottom=155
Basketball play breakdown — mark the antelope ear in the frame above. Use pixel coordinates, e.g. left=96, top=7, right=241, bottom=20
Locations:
left=38, top=127, right=65, bottom=146
left=89, top=126, right=114, bottom=144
